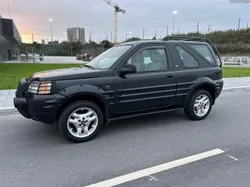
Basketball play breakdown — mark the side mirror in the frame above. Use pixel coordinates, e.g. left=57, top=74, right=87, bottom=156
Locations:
left=119, top=64, right=137, bottom=77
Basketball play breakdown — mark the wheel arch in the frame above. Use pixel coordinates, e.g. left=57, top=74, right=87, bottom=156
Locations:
left=184, top=78, right=217, bottom=108
left=56, top=85, right=111, bottom=124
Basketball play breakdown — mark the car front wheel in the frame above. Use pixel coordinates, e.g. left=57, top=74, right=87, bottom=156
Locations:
left=184, top=89, right=212, bottom=120
left=58, top=100, right=103, bottom=143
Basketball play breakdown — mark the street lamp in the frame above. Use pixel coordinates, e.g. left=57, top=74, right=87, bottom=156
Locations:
left=128, top=31, right=132, bottom=39
left=125, top=31, right=132, bottom=40
left=63, top=32, right=67, bottom=41
left=49, top=18, right=53, bottom=42
left=172, top=10, right=178, bottom=35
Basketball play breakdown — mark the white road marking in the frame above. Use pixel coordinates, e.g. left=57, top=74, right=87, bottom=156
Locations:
left=148, top=175, right=159, bottom=182
left=227, top=155, right=238, bottom=161
left=223, top=86, right=250, bottom=90
left=85, top=149, right=225, bottom=187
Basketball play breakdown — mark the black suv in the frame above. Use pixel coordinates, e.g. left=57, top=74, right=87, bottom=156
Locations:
left=14, top=37, right=223, bottom=143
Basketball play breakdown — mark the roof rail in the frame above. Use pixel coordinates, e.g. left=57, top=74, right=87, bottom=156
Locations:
left=163, top=36, right=222, bottom=67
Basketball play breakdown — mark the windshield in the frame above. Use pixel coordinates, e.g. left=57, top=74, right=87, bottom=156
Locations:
left=86, top=45, right=132, bottom=69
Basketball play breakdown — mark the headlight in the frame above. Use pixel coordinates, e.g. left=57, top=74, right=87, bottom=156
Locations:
left=28, top=81, right=52, bottom=94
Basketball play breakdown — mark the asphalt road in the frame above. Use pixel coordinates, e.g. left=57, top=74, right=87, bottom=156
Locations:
left=1, top=89, right=250, bottom=187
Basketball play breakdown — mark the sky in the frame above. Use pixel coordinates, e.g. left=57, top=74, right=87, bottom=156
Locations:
left=0, top=0, right=249, bottom=43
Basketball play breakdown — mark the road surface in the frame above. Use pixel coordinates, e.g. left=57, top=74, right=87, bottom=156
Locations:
left=1, top=89, right=250, bottom=187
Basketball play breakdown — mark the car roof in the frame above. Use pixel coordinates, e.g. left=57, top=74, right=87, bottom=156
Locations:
left=119, top=40, right=208, bottom=46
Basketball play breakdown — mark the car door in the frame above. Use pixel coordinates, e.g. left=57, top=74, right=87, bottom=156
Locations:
left=168, top=42, right=220, bottom=105
left=114, top=45, right=177, bottom=114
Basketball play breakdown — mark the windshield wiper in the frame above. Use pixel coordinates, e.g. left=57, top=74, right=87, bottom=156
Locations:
left=84, top=64, right=95, bottom=69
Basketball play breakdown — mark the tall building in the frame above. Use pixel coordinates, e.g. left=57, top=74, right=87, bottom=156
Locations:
left=0, top=16, right=21, bottom=62
left=67, top=27, right=85, bottom=44
left=41, top=39, right=46, bottom=44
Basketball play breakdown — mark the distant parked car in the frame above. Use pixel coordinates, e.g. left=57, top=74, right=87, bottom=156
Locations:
left=14, top=36, right=223, bottom=143
left=76, top=53, right=93, bottom=61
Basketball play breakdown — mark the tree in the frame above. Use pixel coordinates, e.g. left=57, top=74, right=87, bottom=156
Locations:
left=59, top=41, right=71, bottom=56
left=71, top=41, right=83, bottom=53
left=101, top=40, right=113, bottom=48
left=18, top=43, right=29, bottom=54
left=124, top=37, right=141, bottom=43
left=89, top=41, right=96, bottom=45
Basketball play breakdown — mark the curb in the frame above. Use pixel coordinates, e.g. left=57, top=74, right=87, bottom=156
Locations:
left=222, top=86, right=250, bottom=92
left=0, top=107, right=15, bottom=110
left=0, top=107, right=18, bottom=116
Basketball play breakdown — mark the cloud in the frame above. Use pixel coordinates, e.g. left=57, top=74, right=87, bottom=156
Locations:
left=0, top=0, right=249, bottom=43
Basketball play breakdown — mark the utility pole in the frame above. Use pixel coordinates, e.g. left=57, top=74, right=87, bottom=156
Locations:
left=172, top=16, right=175, bottom=35
left=126, top=34, right=128, bottom=40
left=197, top=21, right=200, bottom=33
left=32, top=34, right=34, bottom=43
left=69, top=46, right=74, bottom=56
left=111, top=31, right=113, bottom=43
left=89, top=32, right=92, bottom=42
left=178, top=28, right=180, bottom=35
left=31, top=46, right=35, bottom=63
left=208, top=25, right=210, bottom=34
left=143, top=28, right=145, bottom=39
left=247, top=23, right=249, bottom=29
left=155, top=30, right=156, bottom=38
left=166, top=25, right=168, bottom=36
left=238, top=17, right=241, bottom=30
left=8, top=0, right=11, bottom=18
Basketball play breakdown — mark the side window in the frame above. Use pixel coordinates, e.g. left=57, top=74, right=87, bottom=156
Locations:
left=175, top=45, right=199, bottom=68
left=188, top=44, right=216, bottom=64
left=127, top=48, right=168, bottom=72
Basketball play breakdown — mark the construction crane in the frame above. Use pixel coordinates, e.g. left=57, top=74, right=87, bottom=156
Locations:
left=102, top=0, right=125, bottom=45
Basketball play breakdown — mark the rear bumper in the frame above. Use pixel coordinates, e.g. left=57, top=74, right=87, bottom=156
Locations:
left=14, top=94, right=66, bottom=125
left=215, top=79, right=224, bottom=98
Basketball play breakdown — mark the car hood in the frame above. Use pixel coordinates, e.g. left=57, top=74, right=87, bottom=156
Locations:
left=29, top=67, right=103, bottom=81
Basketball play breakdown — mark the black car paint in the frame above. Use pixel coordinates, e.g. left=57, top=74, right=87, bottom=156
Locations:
left=14, top=40, right=223, bottom=125
left=113, top=44, right=177, bottom=114
left=30, top=67, right=104, bottom=82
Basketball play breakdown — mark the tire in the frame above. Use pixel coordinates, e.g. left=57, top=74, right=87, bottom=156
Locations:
left=58, top=100, right=104, bottom=143
left=184, top=89, right=212, bottom=121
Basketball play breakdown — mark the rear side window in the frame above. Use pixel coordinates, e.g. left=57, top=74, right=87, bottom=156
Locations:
left=175, top=45, right=199, bottom=68
left=188, top=44, right=216, bottom=64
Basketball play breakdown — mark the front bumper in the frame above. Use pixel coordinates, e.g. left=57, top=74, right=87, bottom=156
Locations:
left=14, top=93, right=66, bottom=124
left=14, top=97, right=30, bottom=118
left=14, top=78, right=66, bottom=124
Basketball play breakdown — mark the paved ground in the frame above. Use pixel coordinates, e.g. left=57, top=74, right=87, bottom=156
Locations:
left=1, top=77, right=250, bottom=109
left=0, top=90, right=15, bottom=109
left=0, top=89, right=250, bottom=187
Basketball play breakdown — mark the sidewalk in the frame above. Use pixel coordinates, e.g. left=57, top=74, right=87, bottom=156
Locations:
left=0, top=90, right=15, bottom=109
left=0, top=77, right=250, bottom=111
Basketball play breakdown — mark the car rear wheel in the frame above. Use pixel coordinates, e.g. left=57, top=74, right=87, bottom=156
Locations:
left=184, top=89, right=212, bottom=120
left=58, top=100, right=103, bottom=143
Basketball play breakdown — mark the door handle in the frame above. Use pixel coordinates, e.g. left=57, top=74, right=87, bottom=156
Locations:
left=166, top=73, right=175, bottom=78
